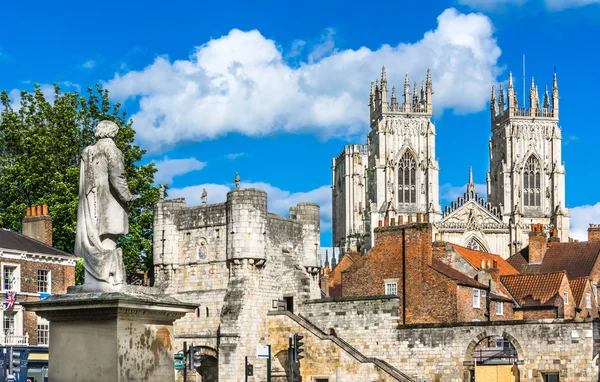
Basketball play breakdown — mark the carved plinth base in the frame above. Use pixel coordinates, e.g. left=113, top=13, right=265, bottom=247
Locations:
left=23, top=292, right=196, bottom=382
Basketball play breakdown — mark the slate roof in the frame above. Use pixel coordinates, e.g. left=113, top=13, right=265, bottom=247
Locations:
left=0, top=229, right=74, bottom=257
left=430, top=259, right=488, bottom=289
left=507, top=242, right=600, bottom=279
left=451, top=244, right=519, bottom=276
left=500, top=271, right=567, bottom=306
left=569, top=277, right=589, bottom=306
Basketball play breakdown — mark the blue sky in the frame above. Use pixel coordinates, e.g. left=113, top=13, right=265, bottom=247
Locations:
left=1, top=0, right=600, bottom=245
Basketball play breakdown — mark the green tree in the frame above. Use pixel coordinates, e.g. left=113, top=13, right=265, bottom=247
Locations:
left=0, top=84, right=159, bottom=281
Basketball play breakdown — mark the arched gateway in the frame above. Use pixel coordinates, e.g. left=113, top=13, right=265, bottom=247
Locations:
left=463, top=332, right=523, bottom=382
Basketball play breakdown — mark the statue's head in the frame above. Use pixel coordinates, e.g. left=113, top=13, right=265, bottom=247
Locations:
left=95, top=120, right=119, bottom=139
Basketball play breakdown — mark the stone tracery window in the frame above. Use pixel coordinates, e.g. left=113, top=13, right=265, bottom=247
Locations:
left=398, top=151, right=416, bottom=205
left=466, top=238, right=481, bottom=251
left=523, top=155, right=541, bottom=207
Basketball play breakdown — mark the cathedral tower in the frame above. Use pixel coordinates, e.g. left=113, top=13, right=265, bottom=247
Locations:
left=488, top=71, right=569, bottom=255
left=364, top=67, right=440, bottom=248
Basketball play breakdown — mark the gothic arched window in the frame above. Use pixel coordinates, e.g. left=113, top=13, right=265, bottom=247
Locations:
left=467, top=238, right=481, bottom=251
left=398, top=151, right=416, bottom=205
left=523, top=155, right=541, bottom=207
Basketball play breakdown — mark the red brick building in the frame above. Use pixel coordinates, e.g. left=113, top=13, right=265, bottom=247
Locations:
left=501, top=272, right=575, bottom=319
left=0, top=205, right=76, bottom=346
left=507, top=224, right=600, bottom=318
left=340, top=220, right=514, bottom=324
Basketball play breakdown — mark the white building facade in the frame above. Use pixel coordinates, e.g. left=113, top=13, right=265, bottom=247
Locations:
left=332, top=68, right=570, bottom=258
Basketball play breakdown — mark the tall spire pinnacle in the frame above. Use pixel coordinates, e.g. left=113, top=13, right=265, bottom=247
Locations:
left=508, top=71, right=514, bottom=88
left=491, top=85, right=496, bottom=103
left=390, top=86, right=397, bottom=109
left=380, top=66, right=388, bottom=111
left=499, top=83, right=505, bottom=110
left=553, top=70, right=558, bottom=91
left=543, top=85, right=550, bottom=109
left=426, top=68, right=432, bottom=88
left=324, top=250, right=330, bottom=268
left=421, top=80, right=425, bottom=103
left=467, top=166, right=475, bottom=194
left=403, top=72, right=410, bottom=106
left=413, top=82, right=419, bottom=105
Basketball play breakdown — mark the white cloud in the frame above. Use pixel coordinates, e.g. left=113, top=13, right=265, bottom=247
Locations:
left=168, top=182, right=332, bottom=231
left=83, top=60, right=96, bottom=69
left=153, top=156, right=207, bottom=184
left=226, top=152, right=245, bottom=160
left=440, top=183, right=487, bottom=202
left=569, top=202, right=600, bottom=241
left=459, top=0, right=600, bottom=10
left=105, top=8, right=502, bottom=152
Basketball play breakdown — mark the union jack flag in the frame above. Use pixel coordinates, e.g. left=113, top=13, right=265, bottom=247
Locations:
left=4, top=291, right=16, bottom=310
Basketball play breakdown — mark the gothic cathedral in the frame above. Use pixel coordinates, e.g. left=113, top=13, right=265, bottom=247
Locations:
left=331, top=67, right=570, bottom=259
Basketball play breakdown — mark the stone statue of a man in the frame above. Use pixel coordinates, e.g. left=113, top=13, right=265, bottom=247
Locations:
left=75, top=120, right=140, bottom=292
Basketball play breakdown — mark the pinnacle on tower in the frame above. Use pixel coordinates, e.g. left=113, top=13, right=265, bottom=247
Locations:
left=426, top=68, right=432, bottom=88
left=421, top=80, right=425, bottom=102
left=467, top=166, right=475, bottom=194
left=390, top=86, right=397, bottom=109
left=324, top=250, right=330, bottom=268
left=508, top=71, right=514, bottom=88
left=491, top=85, right=496, bottom=103
left=543, top=85, right=550, bottom=109
left=413, top=82, right=419, bottom=105
left=499, top=83, right=505, bottom=110
left=403, top=72, right=410, bottom=107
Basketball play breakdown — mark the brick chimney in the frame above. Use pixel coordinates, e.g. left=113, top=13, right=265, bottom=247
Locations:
left=588, top=224, right=600, bottom=242
left=22, top=204, right=52, bottom=246
left=528, top=223, right=546, bottom=264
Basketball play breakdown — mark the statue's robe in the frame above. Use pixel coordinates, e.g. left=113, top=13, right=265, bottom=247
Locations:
left=74, top=139, right=135, bottom=285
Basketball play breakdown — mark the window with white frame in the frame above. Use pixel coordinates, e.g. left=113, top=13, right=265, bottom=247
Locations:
left=473, top=289, right=481, bottom=309
left=586, top=293, right=592, bottom=309
left=593, top=285, right=598, bottom=303
left=3, top=265, right=18, bottom=291
left=563, top=292, right=568, bottom=305
left=37, top=316, right=49, bottom=346
left=37, top=270, right=50, bottom=293
left=496, top=301, right=504, bottom=315
left=385, top=282, right=398, bottom=296
left=3, top=312, right=15, bottom=335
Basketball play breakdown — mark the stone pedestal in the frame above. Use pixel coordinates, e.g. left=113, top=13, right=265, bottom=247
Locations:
left=23, top=290, right=196, bottom=382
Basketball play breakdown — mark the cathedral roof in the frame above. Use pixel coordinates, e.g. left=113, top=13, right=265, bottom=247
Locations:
left=439, top=168, right=507, bottom=232
left=450, top=244, right=519, bottom=276
left=508, top=241, right=600, bottom=280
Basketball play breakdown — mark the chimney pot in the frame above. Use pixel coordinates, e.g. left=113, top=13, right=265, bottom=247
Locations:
left=587, top=224, right=600, bottom=242
left=26, top=207, right=31, bottom=217
left=423, top=214, right=429, bottom=222
left=408, top=215, right=413, bottom=223
left=493, top=259, right=498, bottom=268
left=31, top=206, right=37, bottom=216
left=416, top=213, right=423, bottom=223
left=384, top=216, right=389, bottom=227
left=481, top=259, right=485, bottom=269
left=36, top=205, right=42, bottom=216
left=42, top=204, right=48, bottom=215
left=378, top=220, right=383, bottom=228
left=398, top=216, right=404, bottom=225
left=390, top=218, right=395, bottom=226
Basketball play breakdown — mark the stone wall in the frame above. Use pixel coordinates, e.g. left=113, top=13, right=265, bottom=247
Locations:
left=300, top=296, right=400, bottom=355
left=297, top=304, right=600, bottom=382
left=267, top=312, right=407, bottom=382
left=154, top=188, right=322, bottom=382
